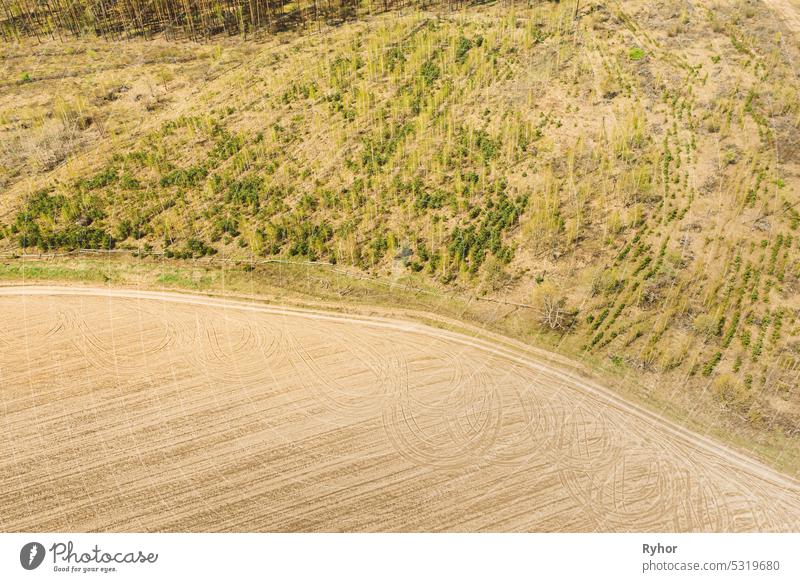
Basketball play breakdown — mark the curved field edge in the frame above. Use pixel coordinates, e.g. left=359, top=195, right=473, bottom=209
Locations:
left=1, top=254, right=799, bottom=481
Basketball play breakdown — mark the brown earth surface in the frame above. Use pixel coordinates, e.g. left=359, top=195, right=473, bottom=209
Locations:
left=1, top=286, right=800, bottom=532
left=764, top=0, right=800, bottom=32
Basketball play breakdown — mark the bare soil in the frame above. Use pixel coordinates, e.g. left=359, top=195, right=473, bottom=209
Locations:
left=764, top=0, right=800, bottom=32
left=1, top=286, right=799, bottom=532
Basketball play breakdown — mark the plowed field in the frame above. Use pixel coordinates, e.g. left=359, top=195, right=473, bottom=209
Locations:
left=1, top=287, right=799, bottom=531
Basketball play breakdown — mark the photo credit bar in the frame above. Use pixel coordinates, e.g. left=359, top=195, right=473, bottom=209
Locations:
left=1, top=533, right=798, bottom=581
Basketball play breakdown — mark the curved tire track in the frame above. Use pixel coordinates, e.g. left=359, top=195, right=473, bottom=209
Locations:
left=1, top=285, right=799, bottom=532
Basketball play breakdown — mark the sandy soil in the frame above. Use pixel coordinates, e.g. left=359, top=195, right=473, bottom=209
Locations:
left=1, top=286, right=799, bottom=532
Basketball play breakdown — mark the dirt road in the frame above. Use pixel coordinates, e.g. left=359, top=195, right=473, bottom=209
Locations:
left=1, top=286, right=799, bottom=531
left=764, top=0, right=800, bottom=33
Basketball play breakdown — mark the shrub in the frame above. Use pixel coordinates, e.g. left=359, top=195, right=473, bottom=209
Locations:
left=160, top=166, right=208, bottom=188
left=455, top=36, right=473, bottom=63
left=532, top=282, right=576, bottom=331
left=702, top=351, right=722, bottom=376
left=226, top=175, right=263, bottom=210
